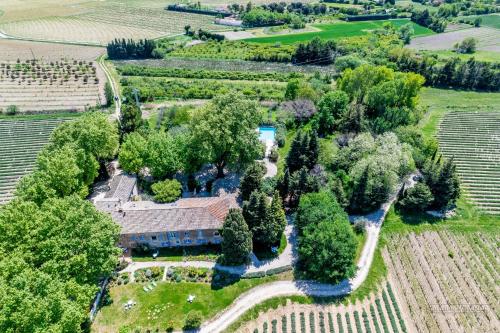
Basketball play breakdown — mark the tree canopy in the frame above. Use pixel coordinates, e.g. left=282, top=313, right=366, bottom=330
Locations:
left=221, top=209, right=253, bottom=265
left=189, top=92, right=261, bottom=178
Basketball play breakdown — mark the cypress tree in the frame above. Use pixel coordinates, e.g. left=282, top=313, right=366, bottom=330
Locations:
left=268, top=191, right=287, bottom=245
left=307, top=132, right=319, bottom=169
left=240, top=162, right=265, bottom=201
left=221, top=209, right=252, bottom=265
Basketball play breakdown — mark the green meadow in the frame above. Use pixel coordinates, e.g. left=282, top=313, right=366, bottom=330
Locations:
left=244, top=19, right=434, bottom=44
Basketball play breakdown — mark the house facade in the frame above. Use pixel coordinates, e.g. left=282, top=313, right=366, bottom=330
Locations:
left=93, top=174, right=237, bottom=249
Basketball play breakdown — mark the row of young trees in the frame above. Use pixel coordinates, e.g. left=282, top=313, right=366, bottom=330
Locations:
left=390, top=49, right=500, bottom=91
left=0, top=113, right=121, bottom=332
left=106, top=38, right=156, bottom=60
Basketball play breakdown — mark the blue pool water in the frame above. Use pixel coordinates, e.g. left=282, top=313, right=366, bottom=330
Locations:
left=258, top=126, right=276, bottom=141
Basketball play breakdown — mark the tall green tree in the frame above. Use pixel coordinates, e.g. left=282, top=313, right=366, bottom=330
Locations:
left=189, top=92, right=261, bottom=178
left=268, top=191, right=287, bottom=244
left=295, top=191, right=346, bottom=233
left=145, top=131, right=184, bottom=179
left=240, top=162, right=266, bottom=201
left=431, top=157, right=460, bottom=209
left=298, top=217, right=357, bottom=283
left=119, top=103, right=143, bottom=136
left=15, top=145, right=98, bottom=205
left=221, top=209, right=252, bottom=265
left=118, top=132, right=147, bottom=174
left=50, top=112, right=119, bottom=161
left=315, top=90, right=349, bottom=136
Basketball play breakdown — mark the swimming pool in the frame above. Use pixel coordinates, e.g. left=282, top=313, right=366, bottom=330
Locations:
left=258, top=126, right=276, bottom=142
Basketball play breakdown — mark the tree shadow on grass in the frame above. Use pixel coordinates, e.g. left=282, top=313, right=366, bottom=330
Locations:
left=210, top=270, right=241, bottom=290
left=396, top=209, right=443, bottom=226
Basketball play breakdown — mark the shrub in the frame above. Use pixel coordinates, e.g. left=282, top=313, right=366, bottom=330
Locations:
left=398, top=182, right=433, bottom=212
left=319, top=312, right=325, bottom=333
left=345, top=313, right=352, bottom=333
left=353, top=217, right=368, bottom=235
left=362, top=310, right=372, bottom=333
left=454, top=37, right=477, bottom=54
left=266, top=265, right=292, bottom=276
left=353, top=311, right=362, bottom=333
left=375, top=298, right=389, bottom=332
left=309, top=312, right=315, bottom=333
left=282, top=315, right=287, bottom=333
left=269, top=146, right=279, bottom=162
left=291, top=313, right=297, bottom=333
left=272, top=319, right=277, bottom=333
left=151, top=179, right=182, bottom=203
left=183, top=310, right=203, bottom=329
left=370, top=304, right=382, bottom=333
left=5, top=105, right=18, bottom=115
left=242, top=271, right=266, bottom=279
left=300, top=312, right=306, bottom=333
left=337, top=313, right=344, bottom=333
left=387, top=283, right=407, bottom=332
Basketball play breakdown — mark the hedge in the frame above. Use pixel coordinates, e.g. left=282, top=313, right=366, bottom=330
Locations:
left=310, top=312, right=316, bottom=333
left=282, top=315, right=287, bottom=333
left=166, top=4, right=231, bottom=17
left=386, top=283, right=408, bottom=333
left=328, top=313, right=335, bottom=333
left=319, top=312, right=326, bottom=333
left=266, top=265, right=293, bottom=276
left=353, top=311, right=362, bottom=333
left=343, top=14, right=393, bottom=21
left=242, top=271, right=266, bottom=279
left=375, top=299, right=389, bottom=333
left=382, top=290, right=399, bottom=333
left=300, top=312, right=306, bottom=333
left=370, top=305, right=382, bottom=333
left=291, top=312, right=297, bottom=333
left=362, top=310, right=372, bottom=333
left=337, top=313, right=344, bottom=333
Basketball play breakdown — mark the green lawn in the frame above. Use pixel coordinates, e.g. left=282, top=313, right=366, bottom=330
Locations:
left=422, top=49, right=500, bottom=63
left=92, top=272, right=293, bottom=332
left=244, top=19, right=433, bottom=44
left=458, top=13, right=500, bottom=29
left=419, top=87, right=500, bottom=139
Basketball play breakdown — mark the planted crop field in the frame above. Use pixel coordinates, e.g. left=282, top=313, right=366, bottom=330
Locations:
left=438, top=111, right=500, bottom=214
left=383, top=231, right=500, bottom=333
left=0, top=117, right=68, bottom=204
left=0, top=59, right=105, bottom=112
left=409, top=27, right=500, bottom=52
left=0, top=2, right=229, bottom=45
left=121, top=76, right=286, bottom=102
left=457, top=14, right=500, bottom=29
left=239, top=284, right=411, bottom=332
left=244, top=19, right=433, bottom=44
left=114, top=58, right=333, bottom=75
left=0, top=39, right=104, bottom=61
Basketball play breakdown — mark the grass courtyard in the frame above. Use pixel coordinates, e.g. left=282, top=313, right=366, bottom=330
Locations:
left=92, top=271, right=293, bottom=332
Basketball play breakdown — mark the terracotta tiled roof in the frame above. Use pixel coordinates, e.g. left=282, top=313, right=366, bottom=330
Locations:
left=96, top=195, right=238, bottom=235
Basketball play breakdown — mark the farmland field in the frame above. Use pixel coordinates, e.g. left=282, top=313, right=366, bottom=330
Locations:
left=438, top=111, right=500, bottom=214
left=243, top=19, right=433, bottom=44
left=457, top=14, right=500, bottom=29
left=0, top=1, right=229, bottom=45
left=0, top=116, right=72, bottom=204
left=409, top=27, right=500, bottom=52
left=238, top=283, right=411, bottom=333
left=0, top=39, right=104, bottom=61
left=0, top=59, right=105, bottom=112
left=383, top=231, right=500, bottom=332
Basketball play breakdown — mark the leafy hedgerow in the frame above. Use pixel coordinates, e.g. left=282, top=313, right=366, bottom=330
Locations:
left=386, top=283, right=408, bottom=333
left=272, top=319, right=278, bottom=333
left=353, top=311, right=363, bottom=333
left=282, top=315, right=287, bottom=333
left=375, top=299, right=389, bottom=333
left=291, top=312, right=297, bottom=333
left=168, top=41, right=296, bottom=63
left=117, top=65, right=302, bottom=82
left=382, top=290, right=399, bottom=333
left=337, top=313, right=344, bottom=333
left=328, top=313, right=335, bottom=333
left=310, top=312, right=316, bottom=333
left=121, top=76, right=285, bottom=102
left=300, top=312, right=306, bottom=333
left=362, top=310, right=371, bottom=333
left=319, top=312, right=326, bottom=333
left=370, top=305, right=382, bottom=333
left=345, top=313, right=353, bottom=333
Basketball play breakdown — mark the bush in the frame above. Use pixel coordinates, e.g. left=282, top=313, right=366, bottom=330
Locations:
left=5, top=105, right=18, bottom=115
left=242, top=271, right=266, bottom=279
left=353, top=217, right=368, bottom=235
left=265, top=265, right=292, bottom=276
left=454, top=37, right=477, bottom=54
left=269, top=146, right=279, bottom=162
left=151, top=179, right=182, bottom=203
left=397, top=182, right=433, bottom=212
left=183, top=310, right=203, bottom=329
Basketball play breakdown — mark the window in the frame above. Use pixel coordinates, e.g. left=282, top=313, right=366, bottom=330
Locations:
left=130, top=235, right=136, bottom=241
left=213, top=231, right=220, bottom=237
left=184, top=239, right=192, bottom=244
left=151, top=235, right=157, bottom=241
left=197, top=230, right=203, bottom=238
left=168, top=232, right=177, bottom=238
left=184, top=231, right=191, bottom=237
left=140, top=235, right=145, bottom=241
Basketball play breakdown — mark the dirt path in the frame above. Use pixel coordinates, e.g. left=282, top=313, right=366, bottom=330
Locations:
left=98, top=55, right=120, bottom=119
